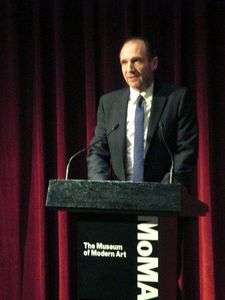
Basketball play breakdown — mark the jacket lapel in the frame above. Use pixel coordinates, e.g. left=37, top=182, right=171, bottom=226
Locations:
left=117, top=88, right=130, bottom=178
left=145, top=82, right=168, bottom=155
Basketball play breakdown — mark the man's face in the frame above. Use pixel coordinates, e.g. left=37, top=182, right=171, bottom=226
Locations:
left=120, top=40, right=158, bottom=92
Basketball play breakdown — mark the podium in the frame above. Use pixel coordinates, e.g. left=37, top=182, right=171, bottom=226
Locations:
left=46, top=180, right=208, bottom=300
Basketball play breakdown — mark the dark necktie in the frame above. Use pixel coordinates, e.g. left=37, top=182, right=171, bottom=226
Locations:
left=133, top=95, right=144, bottom=181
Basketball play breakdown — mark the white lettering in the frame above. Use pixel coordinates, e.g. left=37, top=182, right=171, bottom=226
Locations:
left=96, top=243, right=123, bottom=251
left=137, top=282, right=158, bottom=299
left=91, top=249, right=115, bottom=257
left=137, top=217, right=159, bottom=299
left=138, top=257, right=158, bottom=282
left=137, top=240, right=153, bottom=257
left=138, top=223, right=158, bottom=241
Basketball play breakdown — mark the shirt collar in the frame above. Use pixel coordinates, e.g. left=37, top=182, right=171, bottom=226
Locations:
left=129, top=82, right=154, bottom=103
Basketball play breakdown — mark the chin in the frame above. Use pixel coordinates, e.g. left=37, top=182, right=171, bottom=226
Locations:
left=128, top=82, right=141, bottom=90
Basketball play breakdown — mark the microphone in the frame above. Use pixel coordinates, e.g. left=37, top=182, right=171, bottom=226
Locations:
left=159, top=121, right=174, bottom=184
left=65, top=123, right=119, bottom=180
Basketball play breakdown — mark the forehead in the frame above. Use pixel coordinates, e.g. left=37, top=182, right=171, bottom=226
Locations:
left=120, top=40, right=147, bottom=60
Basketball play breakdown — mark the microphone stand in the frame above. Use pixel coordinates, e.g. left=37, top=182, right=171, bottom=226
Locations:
left=159, top=122, right=174, bottom=184
left=65, top=124, right=119, bottom=180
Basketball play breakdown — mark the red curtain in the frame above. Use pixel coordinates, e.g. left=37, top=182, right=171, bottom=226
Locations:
left=0, top=1, right=224, bottom=299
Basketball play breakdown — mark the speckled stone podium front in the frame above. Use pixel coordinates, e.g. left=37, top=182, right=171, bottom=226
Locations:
left=46, top=180, right=207, bottom=216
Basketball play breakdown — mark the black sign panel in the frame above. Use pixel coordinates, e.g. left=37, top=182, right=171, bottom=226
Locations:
left=77, top=214, right=159, bottom=300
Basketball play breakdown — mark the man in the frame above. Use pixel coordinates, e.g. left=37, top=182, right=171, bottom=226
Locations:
left=87, top=37, right=198, bottom=299
left=87, top=37, right=198, bottom=189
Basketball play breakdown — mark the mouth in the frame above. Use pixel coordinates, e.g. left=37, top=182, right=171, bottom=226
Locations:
left=127, top=75, right=139, bottom=80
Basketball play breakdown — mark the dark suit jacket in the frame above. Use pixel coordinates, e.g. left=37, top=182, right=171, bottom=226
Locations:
left=87, top=81, right=198, bottom=188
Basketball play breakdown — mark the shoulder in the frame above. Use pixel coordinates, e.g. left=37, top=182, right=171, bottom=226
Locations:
left=100, top=88, right=129, bottom=103
left=154, top=81, right=188, bottom=98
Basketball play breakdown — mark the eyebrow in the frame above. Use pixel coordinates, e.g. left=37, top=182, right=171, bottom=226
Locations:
left=120, top=56, right=142, bottom=63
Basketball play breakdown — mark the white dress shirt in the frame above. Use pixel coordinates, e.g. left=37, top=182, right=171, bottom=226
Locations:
left=126, top=83, right=154, bottom=180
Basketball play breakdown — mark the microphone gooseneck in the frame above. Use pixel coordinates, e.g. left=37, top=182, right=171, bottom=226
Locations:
left=159, top=121, right=174, bottom=184
left=65, top=124, right=119, bottom=180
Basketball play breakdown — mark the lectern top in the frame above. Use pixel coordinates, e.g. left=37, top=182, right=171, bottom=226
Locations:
left=46, top=180, right=208, bottom=217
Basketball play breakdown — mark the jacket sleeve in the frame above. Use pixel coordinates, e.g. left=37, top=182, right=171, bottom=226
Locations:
left=162, top=88, right=198, bottom=189
left=87, top=97, right=111, bottom=180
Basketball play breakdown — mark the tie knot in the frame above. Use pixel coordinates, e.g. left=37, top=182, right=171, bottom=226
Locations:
left=137, top=95, right=144, bottom=107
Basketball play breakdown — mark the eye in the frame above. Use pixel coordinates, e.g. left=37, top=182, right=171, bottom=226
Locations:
left=120, top=60, right=126, bottom=66
left=133, top=58, right=142, bottom=65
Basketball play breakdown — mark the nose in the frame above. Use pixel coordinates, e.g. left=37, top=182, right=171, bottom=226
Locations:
left=127, top=61, right=134, bottom=72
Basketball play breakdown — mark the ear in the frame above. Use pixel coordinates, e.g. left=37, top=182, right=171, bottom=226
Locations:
left=150, top=56, right=159, bottom=71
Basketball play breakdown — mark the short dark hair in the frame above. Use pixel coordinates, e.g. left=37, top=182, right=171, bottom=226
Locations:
left=120, top=36, right=157, bottom=60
